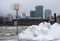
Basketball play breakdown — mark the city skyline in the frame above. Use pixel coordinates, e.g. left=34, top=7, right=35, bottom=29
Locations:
left=0, top=0, right=60, bottom=18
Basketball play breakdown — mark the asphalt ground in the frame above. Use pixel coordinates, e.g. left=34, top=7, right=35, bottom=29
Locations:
left=0, top=26, right=34, bottom=41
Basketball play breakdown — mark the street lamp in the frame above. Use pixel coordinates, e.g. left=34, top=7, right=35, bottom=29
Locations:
left=14, top=3, right=19, bottom=35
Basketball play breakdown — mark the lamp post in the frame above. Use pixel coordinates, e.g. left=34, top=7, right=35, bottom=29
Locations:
left=14, top=3, right=19, bottom=35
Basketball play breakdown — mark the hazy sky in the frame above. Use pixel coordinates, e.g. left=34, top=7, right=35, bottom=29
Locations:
left=0, top=0, right=60, bottom=17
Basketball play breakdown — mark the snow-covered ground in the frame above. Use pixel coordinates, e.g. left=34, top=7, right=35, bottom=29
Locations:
left=18, top=22, right=60, bottom=41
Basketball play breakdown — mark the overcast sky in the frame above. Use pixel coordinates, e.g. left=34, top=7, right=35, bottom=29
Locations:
left=0, top=0, right=60, bottom=17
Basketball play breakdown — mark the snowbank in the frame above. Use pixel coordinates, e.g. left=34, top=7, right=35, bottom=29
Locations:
left=18, top=22, right=60, bottom=41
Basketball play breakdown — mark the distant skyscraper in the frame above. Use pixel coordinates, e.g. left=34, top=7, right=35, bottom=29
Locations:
left=22, top=12, right=26, bottom=18
left=7, top=13, right=13, bottom=22
left=30, top=11, right=35, bottom=17
left=0, top=16, right=3, bottom=21
left=35, top=6, right=43, bottom=18
left=45, top=9, right=52, bottom=19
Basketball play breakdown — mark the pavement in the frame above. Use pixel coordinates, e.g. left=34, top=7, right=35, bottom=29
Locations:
left=0, top=35, right=18, bottom=41
left=0, top=35, right=37, bottom=41
left=0, top=26, right=30, bottom=41
left=0, top=26, right=29, bottom=35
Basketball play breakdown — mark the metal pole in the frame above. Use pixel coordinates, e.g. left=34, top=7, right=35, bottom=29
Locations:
left=16, top=10, right=18, bottom=35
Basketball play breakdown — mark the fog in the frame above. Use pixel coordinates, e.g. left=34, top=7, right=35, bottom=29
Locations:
left=0, top=0, right=60, bottom=17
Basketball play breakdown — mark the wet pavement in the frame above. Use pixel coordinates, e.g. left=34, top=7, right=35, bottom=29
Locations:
left=0, top=35, right=18, bottom=41
left=0, top=26, right=30, bottom=41
left=0, top=36, right=36, bottom=41
left=0, top=39, right=18, bottom=41
left=0, top=35, right=38, bottom=41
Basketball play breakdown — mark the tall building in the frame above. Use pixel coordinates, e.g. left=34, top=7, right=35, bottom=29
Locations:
left=45, top=9, right=52, bottom=19
left=30, top=11, right=35, bottom=17
left=0, top=16, right=3, bottom=21
left=22, top=12, right=26, bottom=18
left=7, top=13, right=13, bottom=22
left=35, top=6, right=43, bottom=18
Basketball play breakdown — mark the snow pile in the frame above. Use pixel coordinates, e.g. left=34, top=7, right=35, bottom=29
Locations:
left=18, top=22, right=60, bottom=41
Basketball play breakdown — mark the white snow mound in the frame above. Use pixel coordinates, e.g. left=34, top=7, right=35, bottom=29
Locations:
left=18, top=22, right=60, bottom=41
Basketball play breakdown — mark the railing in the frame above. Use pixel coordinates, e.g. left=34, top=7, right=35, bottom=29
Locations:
left=0, top=19, right=50, bottom=26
